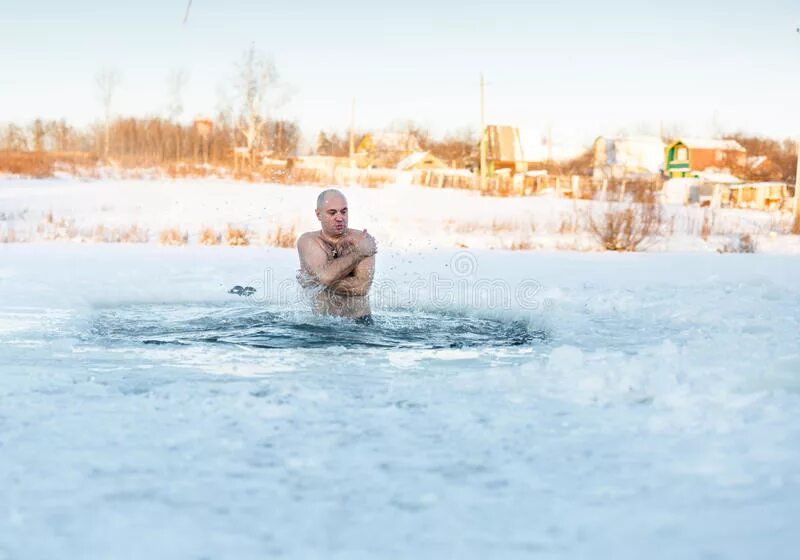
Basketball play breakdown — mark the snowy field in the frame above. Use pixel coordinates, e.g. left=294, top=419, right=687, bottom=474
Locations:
left=2, top=237, right=800, bottom=558
left=1, top=177, right=799, bottom=253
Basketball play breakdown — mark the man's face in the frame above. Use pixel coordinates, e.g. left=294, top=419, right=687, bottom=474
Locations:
left=316, top=193, right=348, bottom=237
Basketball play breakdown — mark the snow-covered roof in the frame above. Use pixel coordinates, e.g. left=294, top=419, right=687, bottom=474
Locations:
left=599, top=135, right=664, bottom=145
left=747, top=155, right=768, bottom=169
left=595, top=136, right=666, bottom=174
left=692, top=170, right=743, bottom=184
left=396, top=151, right=432, bottom=170
left=676, top=138, right=746, bottom=152
left=518, top=128, right=588, bottom=163
left=728, top=181, right=786, bottom=189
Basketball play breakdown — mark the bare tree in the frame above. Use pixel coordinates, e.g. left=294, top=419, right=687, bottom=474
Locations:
left=30, top=119, right=46, bottom=152
left=167, top=69, right=189, bottom=161
left=2, top=124, right=28, bottom=151
left=429, top=127, right=477, bottom=168
left=96, top=68, right=120, bottom=160
left=389, top=119, right=431, bottom=150
left=234, top=46, right=279, bottom=164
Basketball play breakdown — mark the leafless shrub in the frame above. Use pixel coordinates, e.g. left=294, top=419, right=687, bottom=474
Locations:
left=199, top=227, right=222, bottom=246
left=159, top=228, right=188, bottom=246
left=585, top=200, right=664, bottom=251
left=91, top=225, right=110, bottom=243
left=119, top=225, right=149, bottom=243
left=700, top=210, right=715, bottom=241
left=559, top=214, right=579, bottom=235
left=718, top=233, right=758, bottom=254
left=91, top=224, right=149, bottom=243
left=265, top=225, right=297, bottom=248
left=226, top=225, right=250, bottom=246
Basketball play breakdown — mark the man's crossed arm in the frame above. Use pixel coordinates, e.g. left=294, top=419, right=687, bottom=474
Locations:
left=297, top=230, right=376, bottom=291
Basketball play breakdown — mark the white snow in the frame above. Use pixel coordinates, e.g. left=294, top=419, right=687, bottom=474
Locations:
left=1, top=176, right=799, bottom=253
left=677, top=138, right=747, bottom=152
left=1, top=177, right=800, bottom=558
left=0, top=241, right=799, bottom=559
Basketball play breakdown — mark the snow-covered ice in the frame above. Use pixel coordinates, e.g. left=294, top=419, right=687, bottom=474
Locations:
left=1, top=241, right=799, bottom=559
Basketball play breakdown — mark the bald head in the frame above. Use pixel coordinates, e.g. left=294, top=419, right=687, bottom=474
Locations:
left=317, top=189, right=346, bottom=210
left=315, top=189, right=349, bottom=237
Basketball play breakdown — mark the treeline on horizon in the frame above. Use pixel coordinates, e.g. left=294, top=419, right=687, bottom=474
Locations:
left=1, top=116, right=796, bottom=183
left=0, top=44, right=796, bottom=183
left=0, top=115, right=485, bottom=176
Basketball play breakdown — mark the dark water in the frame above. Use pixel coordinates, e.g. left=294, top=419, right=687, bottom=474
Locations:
left=88, top=303, right=547, bottom=350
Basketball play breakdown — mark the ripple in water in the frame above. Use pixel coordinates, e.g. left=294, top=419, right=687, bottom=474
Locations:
left=89, top=303, right=546, bottom=349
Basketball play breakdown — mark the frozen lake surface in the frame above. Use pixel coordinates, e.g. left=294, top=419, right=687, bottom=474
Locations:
left=1, top=244, right=799, bottom=559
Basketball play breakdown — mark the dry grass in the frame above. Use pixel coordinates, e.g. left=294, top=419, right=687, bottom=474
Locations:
left=164, top=164, right=213, bottom=179
left=559, top=214, right=579, bottom=235
left=36, top=212, right=79, bottom=240
left=0, top=151, right=53, bottom=177
left=0, top=227, right=18, bottom=243
left=0, top=151, right=99, bottom=178
left=700, top=210, right=715, bottom=241
left=490, top=219, right=515, bottom=233
left=91, top=224, right=149, bottom=243
left=265, top=225, right=297, bottom=248
left=199, top=227, right=222, bottom=246
left=225, top=225, right=250, bottom=246
left=452, top=221, right=479, bottom=234
left=159, top=228, right=188, bottom=246
left=585, top=201, right=664, bottom=251
left=718, top=233, right=758, bottom=254
left=509, top=238, right=536, bottom=250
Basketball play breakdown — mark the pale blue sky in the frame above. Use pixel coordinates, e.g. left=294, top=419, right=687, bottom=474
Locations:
left=1, top=0, right=798, bottom=147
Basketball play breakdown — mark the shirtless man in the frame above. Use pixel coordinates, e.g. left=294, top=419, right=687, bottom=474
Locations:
left=296, top=189, right=377, bottom=321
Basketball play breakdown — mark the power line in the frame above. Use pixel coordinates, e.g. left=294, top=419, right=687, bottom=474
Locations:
left=183, top=0, right=192, bottom=24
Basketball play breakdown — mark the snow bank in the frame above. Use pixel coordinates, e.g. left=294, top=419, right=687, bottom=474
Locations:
left=1, top=176, right=798, bottom=253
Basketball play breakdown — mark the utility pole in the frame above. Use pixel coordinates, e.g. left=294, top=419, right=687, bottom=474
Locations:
left=479, top=73, right=487, bottom=192
left=794, top=138, right=800, bottom=231
left=349, top=97, right=356, bottom=169
left=793, top=28, right=800, bottom=231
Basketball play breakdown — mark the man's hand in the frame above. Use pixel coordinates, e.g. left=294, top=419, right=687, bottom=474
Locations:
left=330, top=255, right=375, bottom=297
left=350, top=229, right=377, bottom=257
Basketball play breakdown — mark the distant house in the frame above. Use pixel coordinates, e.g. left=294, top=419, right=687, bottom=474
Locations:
left=593, top=136, right=665, bottom=180
left=665, top=138, right=746, bottom=178
left=357, top=132, right=422, bottom=167
left=396, top=151, right=447, bottom=171
left=485, top=125, right=585, bottom=173
left=485, top=125, right=525, bottom=172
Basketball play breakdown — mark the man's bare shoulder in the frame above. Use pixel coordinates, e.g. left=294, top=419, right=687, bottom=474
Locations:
left=297, top=231, right=321, bottom=250
left=344, top=228, right=372, bottom=238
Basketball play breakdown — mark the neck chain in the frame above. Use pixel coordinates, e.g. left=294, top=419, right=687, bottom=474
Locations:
left=321, top=234, right=340, bottom=258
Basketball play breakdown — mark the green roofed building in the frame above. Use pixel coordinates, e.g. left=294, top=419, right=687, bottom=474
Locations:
left=665, top=138, right=746, bottom=178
